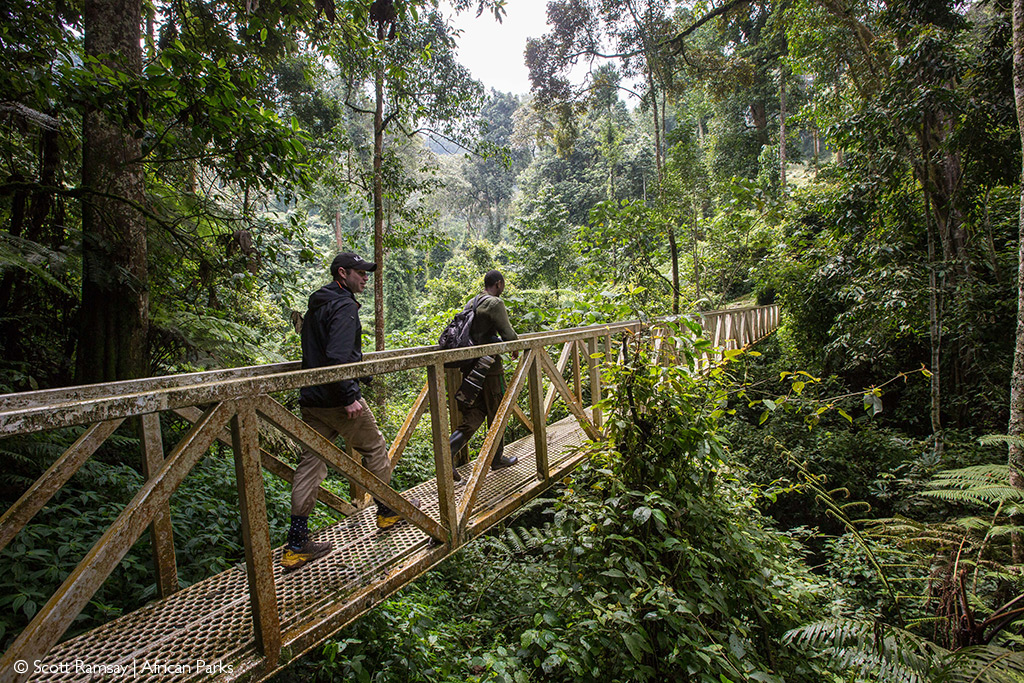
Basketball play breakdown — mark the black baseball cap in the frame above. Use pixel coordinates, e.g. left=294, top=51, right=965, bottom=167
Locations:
left=331, top=252, right=377, bottom=274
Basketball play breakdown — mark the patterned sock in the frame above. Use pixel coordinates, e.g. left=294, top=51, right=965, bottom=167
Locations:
left=287, top=515, right=309, bottom=550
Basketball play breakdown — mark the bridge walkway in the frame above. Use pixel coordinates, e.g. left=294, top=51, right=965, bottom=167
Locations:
left=39, top=413, right=588, bottom=681
left=0, top=305, right=779, bottom=682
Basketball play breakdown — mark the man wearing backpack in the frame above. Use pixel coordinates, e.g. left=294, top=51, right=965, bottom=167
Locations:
left=449, top=269, right=520, bottom=481
left=282, top=252, right=418, bottom=573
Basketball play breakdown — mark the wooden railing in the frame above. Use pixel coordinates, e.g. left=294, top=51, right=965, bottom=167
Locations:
left=0, top=304, right=778, bottom=680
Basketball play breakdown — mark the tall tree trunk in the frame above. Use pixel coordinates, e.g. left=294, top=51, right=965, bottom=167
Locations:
left=926, top=192, right=943, bottom=453
left=779, top=69, right=787, bottom=189
left=1008, top=0, right=1024, bottom=514
left=692, top=218, right=702, bottom=301
left=373, top=58, right=385, bottom=352
left=750, top=100, right=768, bottom=145
left=668, top=224, right=680, bottom=314
left=77, top=0, right=149, bottom=383
left=648, top=72, right=678, bottom=314
left=983, top=188, right=1002, bottom=280
left=649, top=75, right=663, bottom=183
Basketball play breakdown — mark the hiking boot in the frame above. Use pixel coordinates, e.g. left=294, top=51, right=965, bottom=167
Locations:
left=377, top=497, right=421, bottom=529
left=280, top=539, right=333, bottom=573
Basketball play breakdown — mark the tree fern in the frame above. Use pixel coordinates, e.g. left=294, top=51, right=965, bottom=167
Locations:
left=922, top=466, right=1024, bottom=507
left=787, top=618, right=1024, bottom=682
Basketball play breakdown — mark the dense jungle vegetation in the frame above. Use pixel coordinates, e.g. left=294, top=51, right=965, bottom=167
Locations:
left=6, top=0, right=1024, bottom=679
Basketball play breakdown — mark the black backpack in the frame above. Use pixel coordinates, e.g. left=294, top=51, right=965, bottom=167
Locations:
left=438, top=295, right=489, bottom=368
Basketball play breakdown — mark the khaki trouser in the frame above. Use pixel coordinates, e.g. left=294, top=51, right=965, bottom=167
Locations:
left=291, top=399, right=391, bottom=516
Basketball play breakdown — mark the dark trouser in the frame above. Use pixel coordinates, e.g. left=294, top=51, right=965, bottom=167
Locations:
left=454, top=356, right=505, bottom=461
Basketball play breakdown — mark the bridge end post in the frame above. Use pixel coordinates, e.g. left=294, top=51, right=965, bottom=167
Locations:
left=231, top=398, right=282, bottom=665
left=528, top=353, right=549, bottom=480
left=586, top=336, right=602, bottom=432
left=140, top=413, right=179, bottom=598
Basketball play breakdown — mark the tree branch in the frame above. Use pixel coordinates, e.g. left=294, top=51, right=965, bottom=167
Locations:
left=661, top=0, right=752, bottom=54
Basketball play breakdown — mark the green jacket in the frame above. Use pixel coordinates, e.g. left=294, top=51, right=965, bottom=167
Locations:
left=466, top=293, right=518, bottom=346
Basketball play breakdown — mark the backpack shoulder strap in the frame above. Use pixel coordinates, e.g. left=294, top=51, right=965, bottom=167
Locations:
left=472, top=293, right=492, bottom=313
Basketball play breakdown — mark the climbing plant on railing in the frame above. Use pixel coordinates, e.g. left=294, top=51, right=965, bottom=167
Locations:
left=466, top=320, right=832, bottom=681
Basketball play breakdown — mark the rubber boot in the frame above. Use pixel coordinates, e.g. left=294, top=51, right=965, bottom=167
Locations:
left=490, top=441, right=518, bottom=470
left=449, top=429, right=469, bottom=481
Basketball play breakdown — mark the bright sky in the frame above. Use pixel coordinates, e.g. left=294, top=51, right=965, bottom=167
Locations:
left=447, top=0, right=551, bottom=97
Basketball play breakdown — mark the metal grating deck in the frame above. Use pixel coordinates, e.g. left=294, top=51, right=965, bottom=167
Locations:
left=30, top=413, right=591, bottom=682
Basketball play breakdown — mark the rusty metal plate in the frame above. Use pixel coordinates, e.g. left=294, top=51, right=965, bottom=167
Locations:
left=29, top=413, right=590, bottom=682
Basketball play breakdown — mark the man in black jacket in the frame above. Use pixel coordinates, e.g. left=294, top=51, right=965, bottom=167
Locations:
left=283, top=252, right=412, bottom=572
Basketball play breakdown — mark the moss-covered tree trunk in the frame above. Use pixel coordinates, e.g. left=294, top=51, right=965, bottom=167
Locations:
left=77, top=0, right=149, bottom=383
left=373, top=58, right=385, bottom=353
left=1010, top=0, right=1024, bottom=564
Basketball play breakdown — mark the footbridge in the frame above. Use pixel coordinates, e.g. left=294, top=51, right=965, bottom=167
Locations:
left=0, top=305, right=778, bottom=682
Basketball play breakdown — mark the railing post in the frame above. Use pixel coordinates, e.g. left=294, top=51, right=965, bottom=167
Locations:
left=587, top=336, right=602, bottom=431
left=527, top=350, right=549, bottom=481
left=140, top=413, right=178, bottom=598
left=428, top=363, right=459, bottom=546
left=572, top=340, right=582, bottom=404
left=715, top=314, right=724, bottom=353
left=230, top=398, right=281, bottom=664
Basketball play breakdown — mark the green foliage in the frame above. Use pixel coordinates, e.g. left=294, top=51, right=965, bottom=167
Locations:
left=576, top=199, right=663, bottom=296
left=4, top=0, right=1024, bottom=676
left=786, top=617, right=1024, bottom=683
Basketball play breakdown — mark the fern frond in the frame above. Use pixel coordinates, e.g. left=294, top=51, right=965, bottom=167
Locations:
left=979, top=435, right=1024, bottom=450
left=923, top=487, right=1024, bottom=506
left=786, top=617, right=947, bottom=682
left=925, top=466, right=1024, bottom=507
left=931, top=465, right=1011, bottom=485
left=981, top=526, right=1024, bottom=539
left=481, top=523, right=557, bottom=558
left=935, top=646, right=1024, bottom=683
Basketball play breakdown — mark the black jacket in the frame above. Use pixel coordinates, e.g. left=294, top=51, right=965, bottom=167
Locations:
left=299, top=281, right=364, bottom=408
